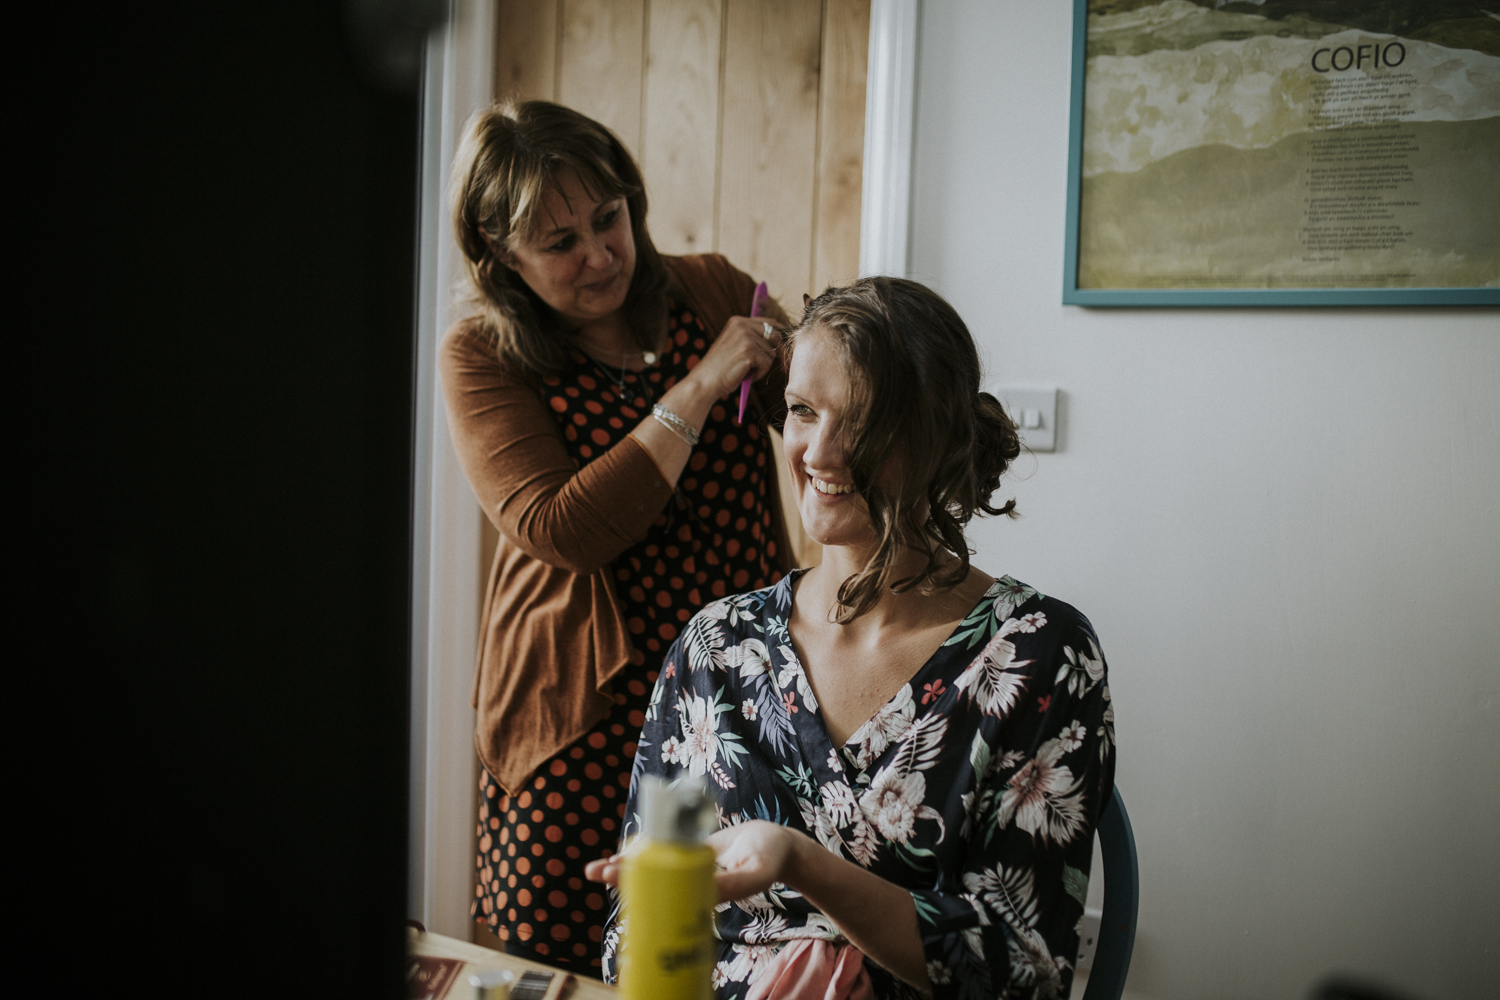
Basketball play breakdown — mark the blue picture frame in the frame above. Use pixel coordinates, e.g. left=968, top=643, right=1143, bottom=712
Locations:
left=1061, top=0, right=1500, bottom=307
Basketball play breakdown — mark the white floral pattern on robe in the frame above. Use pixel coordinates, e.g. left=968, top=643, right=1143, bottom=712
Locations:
left=602, top=570, right=1115, bottom=1000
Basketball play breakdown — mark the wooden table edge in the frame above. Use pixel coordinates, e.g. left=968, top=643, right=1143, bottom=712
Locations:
left=408, top=928, right=617, bottom=999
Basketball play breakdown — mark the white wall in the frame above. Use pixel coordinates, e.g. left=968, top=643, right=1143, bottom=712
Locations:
left=908, top=4, right=1500, bottom=999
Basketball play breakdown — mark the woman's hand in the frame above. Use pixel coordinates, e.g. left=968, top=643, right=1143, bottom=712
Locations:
left=706, top=819, right=798, bottom=903
left=717, top=821, right=929, bottom=991
left=586, top=820, right=928, bottom=990
left=633, top=315, right=784, bottom=488
left=679, top=315, right=783, bottom=402
left=583, top=820, right=801, bottom=904
left=583, top=853, right=621, bottom=887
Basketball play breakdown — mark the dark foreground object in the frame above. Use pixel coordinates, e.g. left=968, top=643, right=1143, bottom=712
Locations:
left=95, top=3, right=436, bottom=996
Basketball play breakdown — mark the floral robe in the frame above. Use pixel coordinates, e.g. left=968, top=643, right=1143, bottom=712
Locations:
left=601, top=570, right=1116, bottom=1000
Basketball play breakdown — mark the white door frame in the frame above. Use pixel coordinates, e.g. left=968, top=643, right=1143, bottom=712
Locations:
left=861, top=0, right=921, bottom=279
left=409, top=0, right=494, bottom=938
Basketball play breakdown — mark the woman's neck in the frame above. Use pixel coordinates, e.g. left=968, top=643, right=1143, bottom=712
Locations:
left=798, top=543, right=988, bottom=639
left=570, top=312, right=628, bottom=354
left=570, top=312, right=660, bottom=371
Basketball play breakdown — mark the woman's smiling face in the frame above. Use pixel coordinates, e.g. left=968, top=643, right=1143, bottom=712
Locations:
left=499, top=168, right=636, bottom=328
left=782, top=326, right=878, bottom=550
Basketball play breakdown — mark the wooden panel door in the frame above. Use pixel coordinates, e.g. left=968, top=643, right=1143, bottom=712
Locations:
left=813, top=0, right=870, bottom=296
left=641, top=0, right=723, bottom=256
left=495, top=0, right=558, bottom=102
left=484, top=0, right=870, bottom=577
left=485, top=0, right=871, bottom=579
left=558, top=0, right=647, bottom=154
left=716, top=0, right=823, bottom=308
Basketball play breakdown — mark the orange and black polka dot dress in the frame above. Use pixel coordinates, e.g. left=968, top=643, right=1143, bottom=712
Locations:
left=471, top=300, right=783, bottom=974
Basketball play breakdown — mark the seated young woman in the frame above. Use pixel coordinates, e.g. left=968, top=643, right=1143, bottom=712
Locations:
left=587, top=277, right=1116, bottom=999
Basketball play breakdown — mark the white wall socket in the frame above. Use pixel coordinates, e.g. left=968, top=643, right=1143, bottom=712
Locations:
left=994, top=386, right=1058, bottom=452
left=1076, top=907, right=1103, bottom=971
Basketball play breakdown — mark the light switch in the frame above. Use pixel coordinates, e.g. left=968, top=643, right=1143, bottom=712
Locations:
left=994, top=386, right=1058, bottom=452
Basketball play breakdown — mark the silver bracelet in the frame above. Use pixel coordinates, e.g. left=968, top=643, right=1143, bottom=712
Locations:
left=651, top=404, right=700, bottom=446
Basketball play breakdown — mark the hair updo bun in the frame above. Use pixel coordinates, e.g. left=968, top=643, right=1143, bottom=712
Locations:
left=784, top=277, right=1021, bottom=622
left=972, top=391, right=1021, bottom=518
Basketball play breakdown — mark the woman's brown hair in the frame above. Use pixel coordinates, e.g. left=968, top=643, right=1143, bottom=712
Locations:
left=450, top=99, right=668, bottom=375
left=785, top=277, right=1022, bottom=623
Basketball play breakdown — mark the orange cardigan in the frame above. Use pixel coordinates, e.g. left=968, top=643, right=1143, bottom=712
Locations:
left=441, top=254, right=795, bottom=794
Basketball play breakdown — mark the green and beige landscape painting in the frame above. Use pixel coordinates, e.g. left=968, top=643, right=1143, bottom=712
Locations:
left=1078, top=0, right=1500, bottom=288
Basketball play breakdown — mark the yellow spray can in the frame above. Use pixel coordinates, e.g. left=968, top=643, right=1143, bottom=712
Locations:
left=618, top=776, right=718, bottom=1000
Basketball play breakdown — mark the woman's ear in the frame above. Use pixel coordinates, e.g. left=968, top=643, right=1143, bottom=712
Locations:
left=482, top=230, right=519, bottom=271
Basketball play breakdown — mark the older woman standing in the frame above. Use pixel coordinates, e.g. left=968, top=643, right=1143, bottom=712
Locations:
left=441, top=99, right=795, bottom=973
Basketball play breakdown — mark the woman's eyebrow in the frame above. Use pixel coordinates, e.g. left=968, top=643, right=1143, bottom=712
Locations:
left=536, top=203, right=573, bottom=239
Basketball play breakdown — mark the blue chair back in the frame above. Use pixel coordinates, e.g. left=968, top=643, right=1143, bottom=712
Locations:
left=1081, top=786, right=1139, bottom=1000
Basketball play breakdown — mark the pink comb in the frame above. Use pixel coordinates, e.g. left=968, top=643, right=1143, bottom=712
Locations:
left=738, top=281, right=770, bottom=424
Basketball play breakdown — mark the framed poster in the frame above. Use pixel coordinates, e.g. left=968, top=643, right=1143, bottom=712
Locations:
left=1063, top=0, right=1500, bottom=306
